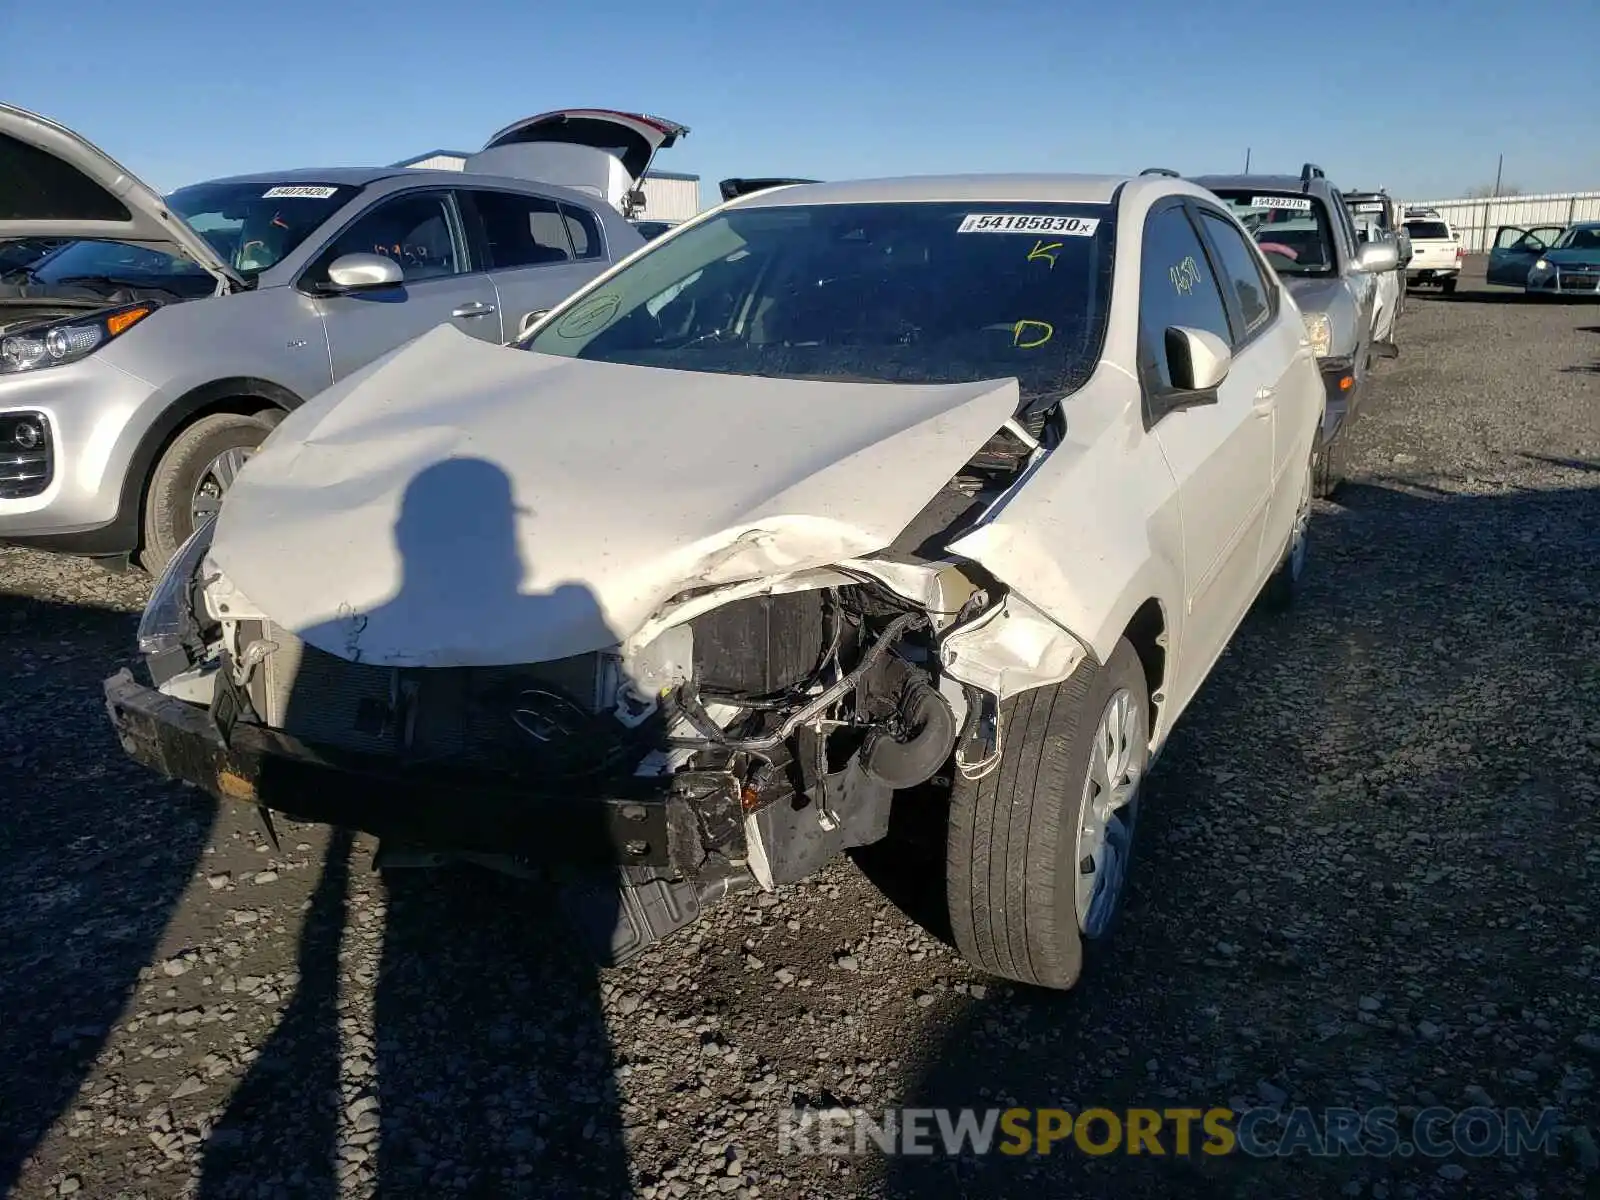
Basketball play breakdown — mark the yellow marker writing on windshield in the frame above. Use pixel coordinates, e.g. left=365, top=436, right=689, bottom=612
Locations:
left=1027, top=240, right=1063, bottom=267
left=1013, top=320, right=1054, bottom=349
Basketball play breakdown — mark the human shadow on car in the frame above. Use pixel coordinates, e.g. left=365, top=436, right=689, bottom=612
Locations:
left=197, top=456, right=630, bottom=1198
left=878, top=479, right=1598, bottom=1199
left=0, top=594, right=216, bottom=1194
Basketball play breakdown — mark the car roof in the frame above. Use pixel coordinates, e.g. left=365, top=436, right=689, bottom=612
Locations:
left=1192, top=173, right=1337, bottom=197
left=186, top=166, right=413, bottom=188
left=184, top=164, right=619, bottom=212
left=727, top=173, right=1134, bottom=207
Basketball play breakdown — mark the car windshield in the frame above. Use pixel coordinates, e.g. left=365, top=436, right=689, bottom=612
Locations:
left=1347, top=199, right=1392, bottom=229
left=1208, top=191, right=1335, bottom=275
left=26, top=238, right=216, bottom=295
left=1554, top=226, right=1600, bottom=251
left=524, top=200, right=1117, bottom=406
left=1404, top=220, right=1452, bottom=241
left=167, top=180, right=360, bottom=275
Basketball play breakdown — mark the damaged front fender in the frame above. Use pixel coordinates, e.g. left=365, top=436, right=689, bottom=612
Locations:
left=937, top=590, right=1090, bottom=701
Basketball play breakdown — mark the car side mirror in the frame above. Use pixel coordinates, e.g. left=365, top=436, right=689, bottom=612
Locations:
left=518, top=309, right=550, bottom=338
left=323, top=253, right=404, bottom=292
left=1354, top=241, right=1400, bottom=273
left=1157, top=326, right=1230, bottom=413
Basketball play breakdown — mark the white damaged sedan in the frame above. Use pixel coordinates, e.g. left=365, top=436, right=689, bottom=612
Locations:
left=107, top=172, right=1324, bottom=990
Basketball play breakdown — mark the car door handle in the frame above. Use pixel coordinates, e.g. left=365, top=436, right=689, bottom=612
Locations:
left=1252, top=386, right=1275, bottom=415
left=451, top=301, right=497, bottom=318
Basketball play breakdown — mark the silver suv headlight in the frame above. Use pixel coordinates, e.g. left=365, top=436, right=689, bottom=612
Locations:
left=0, top=302, right=158, bottom=374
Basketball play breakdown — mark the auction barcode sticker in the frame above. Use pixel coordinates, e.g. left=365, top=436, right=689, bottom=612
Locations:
left=958, top=214, right=1101, bottom=235
left=1249, top=195, right=1313, bottom=211
left=1354, top=202, right=1385, bottom=212
left=262, top=185, right=340, bottom=199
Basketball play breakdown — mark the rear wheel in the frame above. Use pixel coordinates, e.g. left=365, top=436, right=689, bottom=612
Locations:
left=1441, top=277, right=1458, bottom=295
left=947, top=639, right=1150, bottom=991
left=140, top=411, right=274, bottom=572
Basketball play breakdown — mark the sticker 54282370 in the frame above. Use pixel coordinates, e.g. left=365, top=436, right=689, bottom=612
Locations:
left=958, top=214, right=1101, bottom=235
left=1249, top=195, right=1313, bottom=212
left=261, top=185, right=340, bottom=199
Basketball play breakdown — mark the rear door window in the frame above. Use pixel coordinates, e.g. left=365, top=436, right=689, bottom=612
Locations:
left=560, top=203, right=604, bottom=261
left=465, top=190, right=576, bottom=268
left=1404, top=221, right=1452, bottom=240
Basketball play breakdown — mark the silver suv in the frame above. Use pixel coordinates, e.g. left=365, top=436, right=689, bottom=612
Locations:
left=0, top=104, right=686, bottom=569
left=1192, top=165, right=1399, bottom=496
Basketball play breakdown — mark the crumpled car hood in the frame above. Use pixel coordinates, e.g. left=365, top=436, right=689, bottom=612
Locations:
left=210, top=324, right=1018, bottom=667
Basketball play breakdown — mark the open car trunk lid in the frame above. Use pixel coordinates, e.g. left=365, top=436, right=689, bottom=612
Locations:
left=477, top=109, right=687, bottom=184
left=465, top=110, right=688, bottom=217
left=0, top=103, right=242, bottom=290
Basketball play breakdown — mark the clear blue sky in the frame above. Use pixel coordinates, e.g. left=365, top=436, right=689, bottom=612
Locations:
left=7, top=0, right=1598, bottom=207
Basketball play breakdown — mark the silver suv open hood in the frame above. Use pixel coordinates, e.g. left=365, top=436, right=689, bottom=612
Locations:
left=0, top=103, right=241, bottom=290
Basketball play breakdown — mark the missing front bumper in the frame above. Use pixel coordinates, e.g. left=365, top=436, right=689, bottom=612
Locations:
left=103, top=668, right=746, bottom=876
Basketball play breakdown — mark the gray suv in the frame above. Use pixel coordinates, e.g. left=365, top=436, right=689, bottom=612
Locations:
left=1193, top=165, right=1398, bottom=496
left=0, top=104, right=686, bottom=568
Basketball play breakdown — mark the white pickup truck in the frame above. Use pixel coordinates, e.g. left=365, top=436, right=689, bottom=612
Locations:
left=1403, top=209, right=1463, bottom=293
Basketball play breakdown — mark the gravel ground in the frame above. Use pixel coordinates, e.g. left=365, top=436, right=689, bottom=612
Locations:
left=2, top=264, right=1597, bottom=1199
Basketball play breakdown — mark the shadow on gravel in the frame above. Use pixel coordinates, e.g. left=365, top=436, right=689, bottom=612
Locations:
left=1521, top=454, right=1600, bottom=473
left=851, top=781, right=953, bottom=944
left=195, top=457, right=630, bottom=1198
left=881, top=480, right=1599, bottom=1200
left=200, top=828, right=354, bottom=1199
left=0, top=594, right=216, bottom=1193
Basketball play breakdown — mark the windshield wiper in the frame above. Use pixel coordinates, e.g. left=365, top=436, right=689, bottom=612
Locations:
left=54, top=274, right=157, bottom=289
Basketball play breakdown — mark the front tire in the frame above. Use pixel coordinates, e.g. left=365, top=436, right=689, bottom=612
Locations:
left=140, top=411, right=274, bottom=572
left=1312, top=434, right=1345, bottom=499
left=947, top=639, right=1150, bottom=991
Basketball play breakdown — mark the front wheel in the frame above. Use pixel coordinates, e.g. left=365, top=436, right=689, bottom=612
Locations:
left=947, top=639, right=1150, bottom=991
left=140, top=411, right=275, bottom=572
left=1312, top=434, right=1345, bottom=499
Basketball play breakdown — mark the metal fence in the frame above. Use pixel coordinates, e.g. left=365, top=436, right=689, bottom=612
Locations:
left=1394, top=191, right=1600, bottom=253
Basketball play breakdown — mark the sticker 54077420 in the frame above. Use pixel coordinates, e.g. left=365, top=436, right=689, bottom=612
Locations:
left=261, top=185, right=340, bottom=199
left=958, top=214, right=1101, bottom=235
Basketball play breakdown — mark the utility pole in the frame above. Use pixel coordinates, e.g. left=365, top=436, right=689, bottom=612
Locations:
left=1244, top=147, right=1252, bottom=173
left=1492, top=153, right=1503, bottom=198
